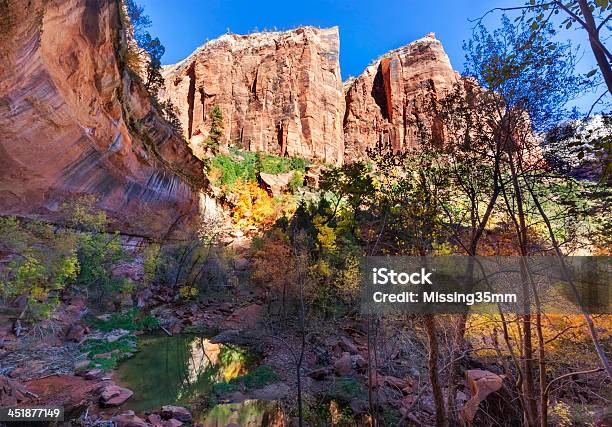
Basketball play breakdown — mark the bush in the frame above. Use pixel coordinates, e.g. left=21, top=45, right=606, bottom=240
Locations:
left=207, top=148, right=309, bottom=189
left=0, top=217, right=79, bottom=320
left=208, top=154, right=257, bottom=187
left=62, top=197, right=129, bottom=307
left=85, top=308, right=158, bottom=332
left=154, top=237, right=229, bottom=299
left=231, top=180, right=281, bottom=227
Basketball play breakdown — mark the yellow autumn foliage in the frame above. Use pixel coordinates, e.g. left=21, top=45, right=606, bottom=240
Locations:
left=230, top=179, right=295, bottom=228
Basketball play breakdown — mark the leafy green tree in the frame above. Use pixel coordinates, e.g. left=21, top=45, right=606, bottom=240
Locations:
left=62, top=196, right=128, bottom=306
left=209, top=105, right=224, bottom=146
left=486, top=1, right=611, bottom=95
left=124, top=0, right=152, bottom=47
left=0, top=217, right=79, bottom=321
left=140, top=32, right=165, bottom=94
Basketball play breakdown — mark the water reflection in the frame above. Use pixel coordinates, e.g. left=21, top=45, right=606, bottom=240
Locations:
left=116, top=334, right=250, bottom=413
left=196, top=400, right=283, bottom=427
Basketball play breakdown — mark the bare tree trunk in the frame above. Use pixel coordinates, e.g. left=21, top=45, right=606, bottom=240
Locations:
left=446, top=312, right=467, bottom=424
left=536, top=311, right=547, bottom=427
left=506, top=155, right=539, bottom=427
left=525, top=180, right=612, bottom=379
left=367, top=314, right=378, bottom=427
left=424, top=314, right=447, bottom=427
left=575, top=0, right=612, bottom=94
left=292, top=229, right=306, bottom=427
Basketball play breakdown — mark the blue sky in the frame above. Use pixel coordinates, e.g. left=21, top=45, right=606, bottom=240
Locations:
left=140, top=0, right=604, bottom=112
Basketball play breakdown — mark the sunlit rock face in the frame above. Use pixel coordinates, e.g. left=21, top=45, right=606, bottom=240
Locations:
left=161, top=27, right=345, bottom=165
left=343, top=33, right=459, bottom=160
left=0, top=0, right=206, bottom=237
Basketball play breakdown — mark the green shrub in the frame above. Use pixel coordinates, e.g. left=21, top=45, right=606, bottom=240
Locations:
left=327, top=377, right=364, bottom=403
left=218, top=345, right=251, bottom=366
left=85, top=308, right=158, bottom=332
left=207, top=148, right=309, bottom=190
left=289, top=170, right=304, bottom=192
left=62, top=196, right=129, bottom=306
left=0, top=217, right=80, bottom=320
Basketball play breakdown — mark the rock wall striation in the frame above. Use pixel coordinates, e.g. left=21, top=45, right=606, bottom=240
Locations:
left=0, top=0, right=206, bottom=237
left=343, top=33, right=459, bottom=160
left=161, top=27, right=345, bottom=164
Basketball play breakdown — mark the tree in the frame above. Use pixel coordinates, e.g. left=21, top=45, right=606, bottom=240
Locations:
left=124, top=0, right=152, bottom=47
left=463, top=13, right=611, bottom=426
left=209, top=105, right=224, bottom=147
left=140, top=32, right=165, bottom=94
left=123, top=1, right=166, bottom=98
left=484, top=0, right=611, bottom=96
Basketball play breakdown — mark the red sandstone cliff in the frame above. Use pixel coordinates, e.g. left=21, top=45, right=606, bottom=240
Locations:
left=0, top=0, right=206, bottom=237
left=0, top=0, right=461, bottom=236
left=161, top=27, right=345, bottom=164
left=343, top=33, right=459, bottom=160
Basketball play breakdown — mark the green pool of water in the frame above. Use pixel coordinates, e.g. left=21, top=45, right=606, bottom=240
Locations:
left=195, top=400, right=283, bottom=427
left=115, top=333, right=254, bottom=413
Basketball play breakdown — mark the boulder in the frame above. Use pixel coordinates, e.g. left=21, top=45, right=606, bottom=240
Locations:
left=99, top=384, right=133, bottom=407
left=461, top=369, right=504, bottom=424
left=349, top=398, right=368, bottom=415
left=160, top=405, right=192, bottom=423
left=259, top=172, right=295, bottom=197
left=74, top=360, right=91, bottom=371
left=79, top=369, right=103, bottom=380
left=147, top=414, right=163, bottom=427
left=164, top=419, right=183, bottom=427
left=107, top=329, right=130, bottom=343
left=333, top=352, right=353, bottom=376
left=222, top=304, right=263, bottom=330
left=304, top=165, right=325, bottom=189
left=338, top=336, right=359, bottom=354
left=251, top=382, right=290, bottom=400
left=65, top=322, right=89, bottom=342
left=307, top=367, right=333, bottom=380
left=112, top=262, right=144, bottom=282
left=112, top=411, right=148, bottom=427
left=352, top=354, right=368, bottom=370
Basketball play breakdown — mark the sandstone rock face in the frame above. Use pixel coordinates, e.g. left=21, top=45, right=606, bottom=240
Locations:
left=0, top=0, right=206, bottom=237
left=162, top=27, right=345, bottom=164
left=259, top=171, right=294, bottom=196
left=343, top=33, right=459, bottom=160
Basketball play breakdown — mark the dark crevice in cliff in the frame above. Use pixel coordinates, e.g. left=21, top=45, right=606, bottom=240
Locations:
left=198, top=87, right=206, bottom=122
left=371, top=63, right=390, bottom=121
left=186, top=61, right=196, bottom=139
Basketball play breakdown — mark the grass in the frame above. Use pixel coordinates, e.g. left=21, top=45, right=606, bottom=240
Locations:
left=212, top=365, right=279, bottom=395
left=82, top=309, right=157, bottom=371
left=208, top=148, right=310, bottom=188
left=81, top=336, right=136, bottom=371
left=84, top=308, right=158, bottom=332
